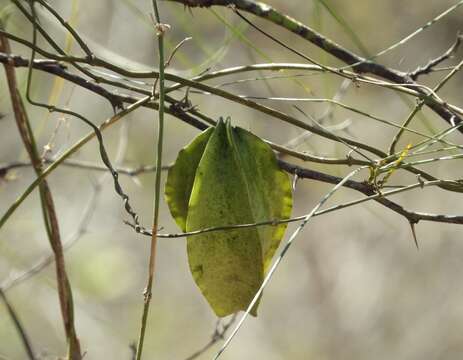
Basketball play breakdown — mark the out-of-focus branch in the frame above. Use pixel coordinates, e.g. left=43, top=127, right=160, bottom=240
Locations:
left=389, top=56, right=463, bottom=154
left=184, top=315, right=237, bottom=360
left=2, top=123, right=130, bottom=300
left=0, top=159, right=170, bottom=176
left=0, top=31, right=81, bottom=359
left=0, top=289, right=35, bottom=360
left=0, top=96, right=152, bottom=233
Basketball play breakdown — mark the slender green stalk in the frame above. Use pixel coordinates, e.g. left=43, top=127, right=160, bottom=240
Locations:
left=135, top=1, right=166, bottom=359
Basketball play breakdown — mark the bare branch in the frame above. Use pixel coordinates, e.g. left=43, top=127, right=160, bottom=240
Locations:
left=166, top=0, right=463, bottom=130
left=409, top=33, right=463, bottom=80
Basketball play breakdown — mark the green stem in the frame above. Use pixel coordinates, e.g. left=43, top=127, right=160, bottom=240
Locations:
left=135, top=1, right=166, bottom=359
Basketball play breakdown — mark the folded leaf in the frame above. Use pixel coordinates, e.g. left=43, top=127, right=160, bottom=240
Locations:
left=164, top=127, right=213, bottom=232
left=165, top=118, right=292, bottom=317
left=230, top=126, right=292, bottom=271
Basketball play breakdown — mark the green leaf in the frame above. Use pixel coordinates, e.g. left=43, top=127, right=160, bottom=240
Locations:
left=230, top=126, right=293, bottom=271
left=165, top=119, right=292, bottom=317
left=165, top=127, right=214, bottom=232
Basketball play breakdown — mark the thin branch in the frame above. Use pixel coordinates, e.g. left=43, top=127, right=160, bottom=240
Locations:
left=0, top=289, right=35, bottom=360
left=0, top=51, right=383, bottom=164
left=1, top=184, right=96, bottom=292
left=135, top=1, right=166, bottom=358
left=0, top=96, right=152, bottom=237
left=1, top=123, right=130, bottom=294
left=0, top=159, right=170, bottom=176
left=33, top=0, right=94, bottom=59
left=2, top=92, right=462, bottom=241
left=0, top=53, right=123, bottom=108
left=166, top=0, right=463, bottom=130
left=409, top=34, right=463, bottom=80
left=279, top=161, right=463, bottom=225
left=241, top=95, right=461, bottom=148
left=125, top=160, right=463, bottom=240
left=184, top=315, right=237, bottom=360
left=2, top=21, right=463, bottom=118
left=8, top=0, right=121, bottom=107
left=389, top=57, right=463, bottom=154
left=1, top=20, right=81, bottom=358
left=5, top=51, right=463, bottom=171
left=23, top=2, right=145, bottom=242
left=284, top=78, right=352, bottom=148
left=2, top=45, right=462, bottom=127
left=0, top=49, right=387, bottom=158
left=0, top=52, right=366, bottom=165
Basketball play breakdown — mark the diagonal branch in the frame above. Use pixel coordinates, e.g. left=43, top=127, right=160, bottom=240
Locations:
left=409, top=34, right=463, bottom=80
left=2, top=49, right=463, bottom=199
left=0, top=31, right=81, bottom=359
left=166, top=0, right=463, bottom=131
left=278, top=161, right=463, bottom=225
left=125, top=160, right=463, bottom=240
left=0, top=53, right=123, bottom=109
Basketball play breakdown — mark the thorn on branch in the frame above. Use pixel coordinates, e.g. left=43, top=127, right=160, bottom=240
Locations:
left=409, top=221, right=420, bottom=250
left=417, top=174, right=425, bottom=188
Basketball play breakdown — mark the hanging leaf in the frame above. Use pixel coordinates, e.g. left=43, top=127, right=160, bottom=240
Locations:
left=164, top=127, right=214, bottom=232
left=165, top=118, right=292, bottom=317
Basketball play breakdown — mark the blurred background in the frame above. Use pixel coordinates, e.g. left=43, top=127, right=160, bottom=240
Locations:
left=1, top=0, right=463, bottom=359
